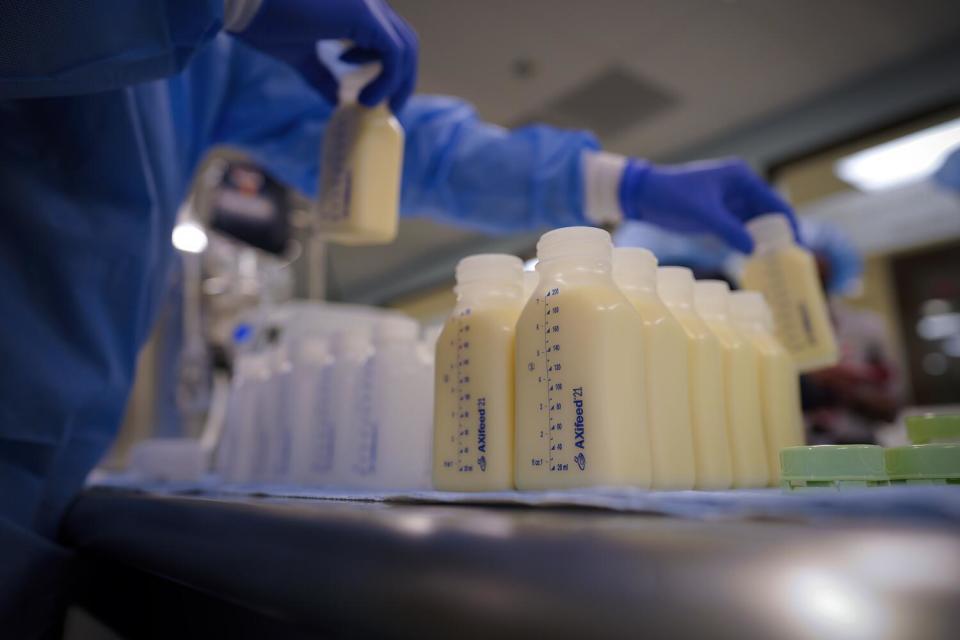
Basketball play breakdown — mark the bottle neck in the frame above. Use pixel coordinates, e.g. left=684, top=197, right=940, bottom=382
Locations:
left=662, top=296, right=692, bottom=311
left=455, top=281, right=523, bottom=308
left=615, top=278, right=657, bottom=295
left=537, top=257, right=613, bottom=281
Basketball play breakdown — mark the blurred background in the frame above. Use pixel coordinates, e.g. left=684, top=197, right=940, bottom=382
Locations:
left=112, top=0, right=960, bottom=464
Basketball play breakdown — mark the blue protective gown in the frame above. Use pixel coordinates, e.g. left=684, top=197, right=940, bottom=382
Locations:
left=0, top=4, right=597, bottom=628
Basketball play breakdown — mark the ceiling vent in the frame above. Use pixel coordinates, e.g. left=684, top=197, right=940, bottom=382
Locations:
left=513, top=66, right=677, bottom=140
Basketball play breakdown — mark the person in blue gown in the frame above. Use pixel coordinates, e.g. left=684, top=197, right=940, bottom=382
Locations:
left=0, top=2, right=795, bottom=634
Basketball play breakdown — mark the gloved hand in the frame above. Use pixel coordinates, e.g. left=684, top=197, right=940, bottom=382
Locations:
left=234, top=0, right=418, bottom=111
left=618, top=158, right=796, bottom=253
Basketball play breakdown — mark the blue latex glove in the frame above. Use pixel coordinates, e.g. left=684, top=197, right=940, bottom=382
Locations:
left=235, top=0, right=418, bottom=111
left=619, top=158, right=796, bottom=253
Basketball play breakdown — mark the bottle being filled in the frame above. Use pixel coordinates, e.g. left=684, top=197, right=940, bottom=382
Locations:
left=694, top=280, right=769, bottom=488
left=612, top=248, right=695, bottom=490
left=657, top=267, right=734, bottom=490
left=730, top=291, right=805, bottom=485
left=515, top=227, right=651, bottom=490
left=740, top=213, right=838, bottom=372
left=314, top=63, right=404, bottom=246
left=433, top=254, right=525, bottom=491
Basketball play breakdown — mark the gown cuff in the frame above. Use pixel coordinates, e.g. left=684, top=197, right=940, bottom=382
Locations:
left=582, top=151, right=627, bottom=225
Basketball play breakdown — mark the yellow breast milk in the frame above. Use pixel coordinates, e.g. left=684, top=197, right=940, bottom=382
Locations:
left=315, top=66, right=404, bottom=246
left=694, top=280, right=769, bottom=488
left=433, top=255, right=525, bottom=490
left=730, top=291, right=805, bottom=484
left=515, top=227, right=650, bottom=490
left=658, top=267, right=733, bottom=490
left=613, top=248, right=695, bottom=490
left=741, top=214, right=838, bottom=372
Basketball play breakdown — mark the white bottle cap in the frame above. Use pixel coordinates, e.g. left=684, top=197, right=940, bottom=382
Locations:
left=730, top=291, right=775, bottom=330
left=333, top=328, right=372, bottom=358
left=612, top=247, right=658, bottom=291
left=421, top=324, right=444, bottom=346
left=298, top=336, right=331, bottom=364
left=455, top=254, right=523, bottom=286
left=693, top=280, right=731, bottom=318
left=537, top=226, right=612, bottom=263
left=657, top=266, right=695, bottom=307
left=338, top=63, right=382, bottom=105
left=375, top=315, right=420, bottom=344
left=522, top=270, right=539, bottom=299
left=746, top=213, right=793, bottom=253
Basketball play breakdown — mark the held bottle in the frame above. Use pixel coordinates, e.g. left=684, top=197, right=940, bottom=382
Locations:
left=315, top=64, right=404, bottom=245
left=741, top=213, right=838, bottom=372
left=613, top=248, right=695, bottom=490
left=694, top=281, right=769, bottom=488
left=433, top=254, right=525, bottom=491
left=730, top=291, right=805, bottom=485
left=657, top=267, right=734, bottom=490
left=515, top=227, right=651, bottom=490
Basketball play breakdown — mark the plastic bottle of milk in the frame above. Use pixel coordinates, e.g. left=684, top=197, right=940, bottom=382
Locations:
left=327, top=328, right=374, bottom=487
left=288, top=337, right=334, bottom=485
left=613, top=248, right=695, bottom=490
left=730, top=291, right=805, bottom=485
left=741, top=213, right=838, bottom=372
left=350, top=317, right=432, bottom=490
left=694, top=281, right=769, bottom=488
left=657, top=267, right=734, bottom=490
left=314, top=64, right=404, bottom=246
left=515, top=227, right=650, bottom=490
left=433, top=254, right=525, bottom=491
left=522, top=270, right=539, bottom=302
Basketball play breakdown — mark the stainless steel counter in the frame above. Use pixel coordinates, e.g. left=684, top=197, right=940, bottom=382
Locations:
left=62, top=489, right=960, bottom=639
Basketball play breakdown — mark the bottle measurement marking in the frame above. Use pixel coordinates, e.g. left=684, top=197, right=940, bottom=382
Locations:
left=543, top=287, right=565, bottom=472
left=455, top=309, right=472, bottom=473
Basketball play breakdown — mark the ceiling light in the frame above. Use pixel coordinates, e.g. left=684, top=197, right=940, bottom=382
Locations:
left=835, top=117, right=960, bottom=191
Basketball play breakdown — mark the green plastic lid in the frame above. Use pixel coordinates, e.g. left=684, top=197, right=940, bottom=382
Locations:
left=906, top=414, right=960, bottom=444
left=780, top=445, right=887, bottom=481
left=885, top=444, right=960, bottom=480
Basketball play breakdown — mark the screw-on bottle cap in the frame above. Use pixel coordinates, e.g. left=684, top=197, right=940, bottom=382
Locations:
left=537, top=226, right=612, bottom=263
left=375, top=316, right=420, bottom=344
left=693, top=280, right=731, bottom=318
left=455, top=254, right=523, bottom=287
left=657, top=267, right=695, bottom=308
left=338, top=63, right=382, bottom=105
left=298, top=336, right=331, bottom=364
left=612, top=247, right=658, bottom=291
left=730, top=290, right=774, bottom=330
left=333, top=328, right=372, bottom=358
left=747, top=213, right=794, bottom=253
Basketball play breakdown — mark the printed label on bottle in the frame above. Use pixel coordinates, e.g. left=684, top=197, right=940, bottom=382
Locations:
left=316, top=107, right=361, bottom=224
